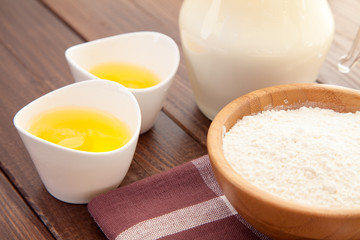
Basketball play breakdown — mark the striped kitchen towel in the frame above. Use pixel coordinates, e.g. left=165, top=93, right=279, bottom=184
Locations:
left=88, top=155, right=271, bottom=240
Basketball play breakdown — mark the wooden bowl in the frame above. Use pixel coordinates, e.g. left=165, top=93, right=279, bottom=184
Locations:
left=207, top=83, right=360, bottom=240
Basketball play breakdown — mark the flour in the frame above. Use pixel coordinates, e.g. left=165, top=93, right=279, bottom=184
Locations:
left=222, top=106, right=360, bottom=209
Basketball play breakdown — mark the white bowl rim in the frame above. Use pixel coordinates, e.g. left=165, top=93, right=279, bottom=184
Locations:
left=13, top=79, right=141, bottom=156
left=65, top=31, right=180, bottom=93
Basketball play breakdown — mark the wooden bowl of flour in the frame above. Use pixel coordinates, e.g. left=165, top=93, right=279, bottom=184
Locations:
left=207, top=83, right=360, bottom=240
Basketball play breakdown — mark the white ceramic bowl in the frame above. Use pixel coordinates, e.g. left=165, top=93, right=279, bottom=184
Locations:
left=65, top=31, right=180, bottom=133
left=13, top=80, right=141, bottom=204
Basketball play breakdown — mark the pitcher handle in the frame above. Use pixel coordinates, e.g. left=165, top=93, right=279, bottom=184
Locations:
left=338, top=26, right=360, bottom=73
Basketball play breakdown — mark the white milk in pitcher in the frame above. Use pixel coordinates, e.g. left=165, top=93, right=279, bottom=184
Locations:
left=179, top=0, right=334, bottom=119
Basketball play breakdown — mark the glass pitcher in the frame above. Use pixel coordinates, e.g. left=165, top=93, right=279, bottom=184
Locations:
left=179, top=0, right=334, bottom=119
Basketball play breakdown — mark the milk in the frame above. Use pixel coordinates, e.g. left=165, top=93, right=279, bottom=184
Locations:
left=179, top=0, right=334, bottom=119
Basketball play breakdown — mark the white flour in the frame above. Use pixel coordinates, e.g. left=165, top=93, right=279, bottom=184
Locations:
left=222, top=106, right=360, bottom=209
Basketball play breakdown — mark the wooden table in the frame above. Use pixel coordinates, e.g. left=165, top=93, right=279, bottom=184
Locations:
left=1, top=0, right=359, bottom=239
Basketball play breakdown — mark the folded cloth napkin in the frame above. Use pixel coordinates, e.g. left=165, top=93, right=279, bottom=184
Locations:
left=88, top=155, right=271, bottom=240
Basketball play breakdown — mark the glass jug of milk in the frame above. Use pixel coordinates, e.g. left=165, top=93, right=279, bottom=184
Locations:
left=179, top=0, right=334, bottom=119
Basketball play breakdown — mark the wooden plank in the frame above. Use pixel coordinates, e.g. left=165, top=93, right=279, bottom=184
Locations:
left=0, top=0, right=207, bottom=239
left=41, top=0, right=212, bottom=146
left=39, top=0, right=183, bottom=43
left=0, top=170, right=54, bottom=239
left=0, top=40, right=106, bottom=239
left=41, top=0, right=360, bottom=147
left=134, top=112, right=207, bottom=175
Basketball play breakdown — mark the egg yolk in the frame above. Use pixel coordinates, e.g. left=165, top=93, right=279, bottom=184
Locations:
left=27, top=106, right=132, bottom=152
left=89, top=62, right=160, bottom=89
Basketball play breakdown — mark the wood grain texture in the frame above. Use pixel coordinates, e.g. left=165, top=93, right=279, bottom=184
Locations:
left=0, top=170, right=54, bottom=239
left=40, top=0, right=360, bottom=147
left=0, top=0, right=206, bottom=239
left=40, top=0, right=182, bottom=42
left=40, top=0, right=212, bottom=146
left=134, top=112, right=207, bottom=175
left=2, top=0, right=360, bottom=239
left=0, top=26, right=107, bottom=240
left=207, top=83, right=360, bottom=240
